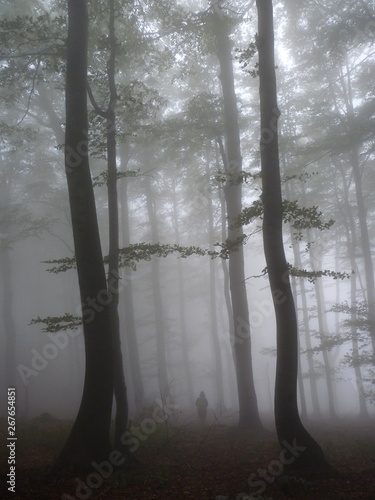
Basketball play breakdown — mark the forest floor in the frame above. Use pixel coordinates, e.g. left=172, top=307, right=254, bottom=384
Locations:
left=1, top=412, right=375, bottom=500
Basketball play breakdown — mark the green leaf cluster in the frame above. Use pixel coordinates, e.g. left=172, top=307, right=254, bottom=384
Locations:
left=30, top=314, right=82, bottom=333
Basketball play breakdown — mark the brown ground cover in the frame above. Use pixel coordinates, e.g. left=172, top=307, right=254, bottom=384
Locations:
left=1, top=414, right=374, bottom=499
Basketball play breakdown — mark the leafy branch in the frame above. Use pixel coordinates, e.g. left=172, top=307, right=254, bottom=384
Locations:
left=42, top=239, right=248, bottom=274
left=253, top=264, right=352, bottom=284
left=30, top=313, right=82, bottom=333
left=233, top=198, right=334, bottom=240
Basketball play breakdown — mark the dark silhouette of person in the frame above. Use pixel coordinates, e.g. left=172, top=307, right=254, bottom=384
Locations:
left=196, top=391, right=208, bottom=423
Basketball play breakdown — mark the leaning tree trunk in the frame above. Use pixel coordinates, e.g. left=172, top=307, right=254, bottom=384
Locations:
left=55, top=0, right=113, bottom=469
left=256, top=0, right=330, bottom=469
left=211, top=4, right=261, bottom=428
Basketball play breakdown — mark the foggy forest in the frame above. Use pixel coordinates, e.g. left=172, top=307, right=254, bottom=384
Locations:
left=1, top=0, right=375, bottom=499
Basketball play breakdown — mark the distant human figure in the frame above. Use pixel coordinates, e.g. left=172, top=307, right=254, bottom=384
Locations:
left=196, top=391, right=208, bottom=424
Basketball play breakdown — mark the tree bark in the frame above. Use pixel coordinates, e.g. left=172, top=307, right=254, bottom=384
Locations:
left=144, top=163, right=170, bottom=402
left=290, top=275, right=308, bottom=421
left=55, top=0, right=113, bottom=469
left=171, top=179, right=195, bottom=408
left=338, top=164, right=369, bottom=418
left=293, top=243, right=321, bottom=418
left=106, top=0, right=128, bottom=453
left=0, top=174, right=17, bottom=390
left=256, top=0, right=329, bottom=469
left=301, top=175, right=336, bottom=420
left=338, top=64, right=375, bottom=364
left=350, top=145, right=375, bottom=364
left=206, top=156, right=225, bottom=411
left=1, top=249, right=16, bottom=389
left=120, top=145, right=144, bottom=414
left=211, top=4, right=261, bottom=428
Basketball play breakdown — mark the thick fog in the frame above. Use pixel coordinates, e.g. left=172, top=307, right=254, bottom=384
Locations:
left=1, top=0, right=374, bottom=443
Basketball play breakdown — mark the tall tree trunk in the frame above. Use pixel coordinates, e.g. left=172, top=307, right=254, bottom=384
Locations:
left=218, top=180, right=235, bottom=349
left=217, top=141, right=237, bottom=384
left=55, top=0, right=113, bottom=469
left=301, top=177, right=336, bottom=420
left=290, top=275, right=308, bottom=421
left=281, top=174, right=307, bottom=420
left=338, top=64, right=375, bottom=364
left=171, top=180, right=195, bottom=408
left=144, top=166, right=170, bottom=402
left=256, top=0, right=329, bottom=469
left=206, top=157, right=225, bottom=411
left=218, top=152, right=238, bottom=409
left=281, top=116, right=322, bottom=420
left=350, top=271, right=369, bottom=418
left=106, top=0, right=128, bottom=452
left=311, top=253, right=337, bottom=419
left=0, top=173, right=17, bottom=390
left=350, top=145, right=375, bottom=364
left=293, top=240, right=321, bottom=418
left=1, top=249, right=16, bottom=389
left=211, top=4, right=261, bottom=428
left=120, top=145, right=144, bottom=414
left=338, top=164, right=369, bottom=418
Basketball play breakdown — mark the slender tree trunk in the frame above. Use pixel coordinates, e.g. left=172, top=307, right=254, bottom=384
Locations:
left=311, top=255, right=337, bottom=419
left=338, top=64, right=375, bottom=364
left=1, top=249, right=16, bottom=388
left=290, top=275, right=308, bottom=421
left=283, top=168, right=318, bottom=419
left=106, top=0, right=128, bottom=452
left=217, top=141, right=237, bottom=378
left=55, top=0, right=113, bottom=469
left=299, top=172, right=337, bottom=419
left=350, top=271, right=369, bottom=418
left=120, top=146, right=144, bottom=414
left=219, top=181, right=235, bottom=348
left=218, top=154, right=238, bottom=409
left=211, top=5, right=261, bottom=428
left=282, top=174, right=307, bottom=420
left=350, top=145, right=375, bottom=363
left=171, top=180, right=195, bottom=408
left=144, top=167, right=170, bottom=402
left=294, top=242, right=321, bottom=418
left=300, top=174, right=337, bottom=420
left=206, top=156, right=225, bottom=411
left=256, top=0, right=329, bottom=469
left=338, top=165, right=369, bottom=418
left=0, top=173, right=17, bottom=390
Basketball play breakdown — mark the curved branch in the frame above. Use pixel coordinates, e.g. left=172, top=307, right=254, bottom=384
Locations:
left=86, top=80, right=109, bottom=118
